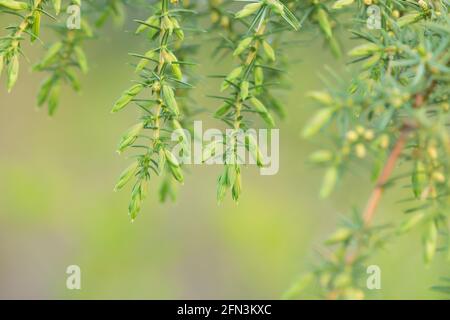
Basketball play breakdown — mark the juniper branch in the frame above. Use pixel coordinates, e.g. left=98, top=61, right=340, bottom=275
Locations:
left=112, top=0, right=195, bottom=220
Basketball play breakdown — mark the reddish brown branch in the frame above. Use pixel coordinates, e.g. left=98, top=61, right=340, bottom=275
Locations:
left=362, top=129, right=410, bottom=226
left=361, top=81, right=437, bottom=226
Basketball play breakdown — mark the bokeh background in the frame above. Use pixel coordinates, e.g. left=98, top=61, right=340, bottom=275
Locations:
left=0, top=8, right=448, bottom=299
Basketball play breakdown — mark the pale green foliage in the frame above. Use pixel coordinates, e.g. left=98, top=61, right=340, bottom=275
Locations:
left=0, top=0, right=50, bottom=92
left=112, top=0, right=196, bottom=220
left=289, top=0, right=450, bottom=299
left=0, top=0, right=125, bottom=112
left=34, top=4, right=92, bottom=115
left=1, top=0, right=449, bottom=300
left=210, top=0, right=299, bottom=203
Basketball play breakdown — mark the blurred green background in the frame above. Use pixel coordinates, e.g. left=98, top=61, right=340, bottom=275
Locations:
left=0, top=11, right=448, bottom=300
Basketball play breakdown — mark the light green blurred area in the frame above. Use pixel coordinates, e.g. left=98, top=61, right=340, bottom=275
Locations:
left=0, top=16, right=448, bottom=300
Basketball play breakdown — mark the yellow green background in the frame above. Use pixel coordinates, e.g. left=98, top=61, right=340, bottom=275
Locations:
left=0, top=12, right=448, bottom=299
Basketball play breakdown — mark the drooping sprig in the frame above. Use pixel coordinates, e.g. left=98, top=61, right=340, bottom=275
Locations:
left=112, top=0, right=194, bottom=220
left=34, top=1, right=93, bottom=115
left=0, top=0, right=128, bottom=113
left=0, top=0, right=62, bottom=92
left=286, top=1, right=450, bottom=299
left=158, top=0, right=202, bottom=202
left=33, top=0, right=131, bottom=115
left=210, top=0, right=299, bottom=203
